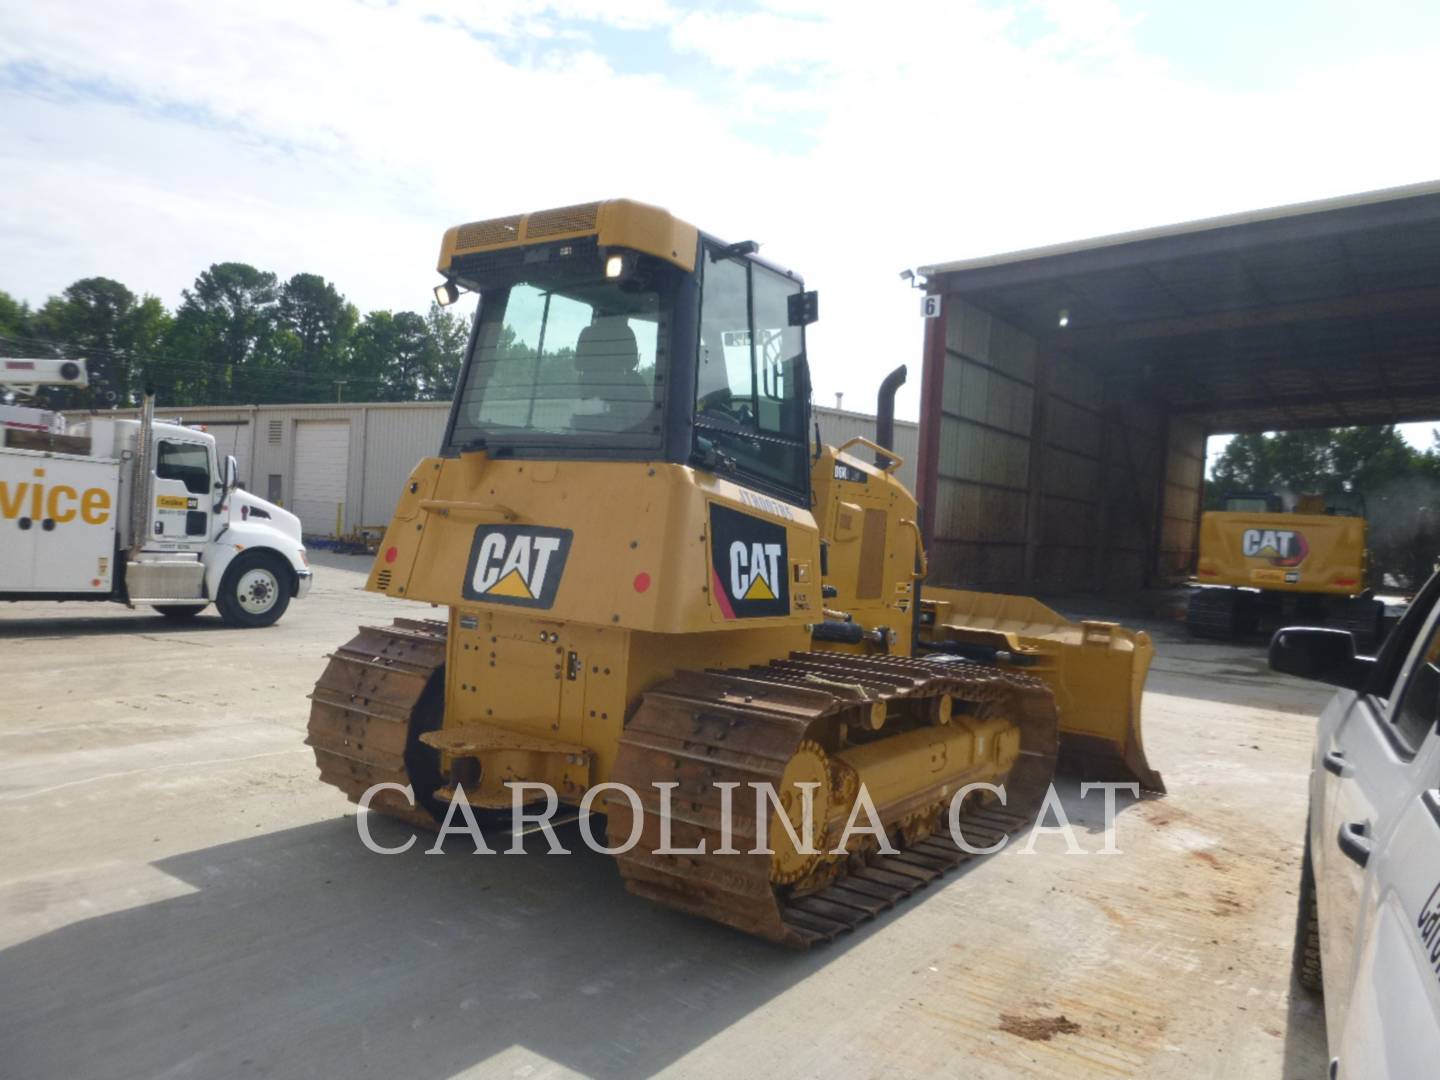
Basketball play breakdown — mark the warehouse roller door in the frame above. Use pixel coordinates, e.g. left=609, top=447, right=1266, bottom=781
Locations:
left=293, top=420, right=350, bottom=536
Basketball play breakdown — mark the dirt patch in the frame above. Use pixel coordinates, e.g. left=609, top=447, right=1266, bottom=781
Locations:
left=1191, top=850, right=1223, bottom=870
left=998, top=1014, right=1082, bottom=1042
left=1212, top=891, right=1245, bottom=916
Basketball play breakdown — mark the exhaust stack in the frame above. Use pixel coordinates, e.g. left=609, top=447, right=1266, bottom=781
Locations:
left=129, top=389, right=155, bottom=557
left=875, top=364, right=906, bottom=467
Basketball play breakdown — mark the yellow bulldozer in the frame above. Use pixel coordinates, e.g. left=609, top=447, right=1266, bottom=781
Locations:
left=1188, top=492, right=1386, bottom=648
left=307, top=199, right=1161, bottom=947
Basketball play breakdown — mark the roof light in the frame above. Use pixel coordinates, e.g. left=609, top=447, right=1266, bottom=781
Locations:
left=434, top=281, right=459, bottom=307
left=1058, top=308, right=1070, bottom=328
left=605, top=254, right=625, bottom=279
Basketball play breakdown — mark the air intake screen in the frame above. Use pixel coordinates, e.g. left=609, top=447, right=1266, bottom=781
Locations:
left=455, top=216, right=523, bottom=250
left=525, top=202, right=600, bottom=239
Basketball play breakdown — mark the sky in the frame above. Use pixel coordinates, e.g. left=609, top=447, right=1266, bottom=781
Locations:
left=2, top=0, right=1440, bottom=436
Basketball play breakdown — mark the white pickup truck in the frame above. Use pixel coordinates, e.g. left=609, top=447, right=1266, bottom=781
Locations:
left=1271, top=567, right=1440, bottom=1079
left=1, top=358, right=310, bottom=626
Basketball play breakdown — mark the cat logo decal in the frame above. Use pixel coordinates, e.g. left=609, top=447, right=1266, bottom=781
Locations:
left=463, top=525, right=573, bottom=608
left=709, top=502, right=790, bottom=619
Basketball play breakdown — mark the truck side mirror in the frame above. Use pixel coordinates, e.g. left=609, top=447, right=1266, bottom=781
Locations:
left=1269, top=627, right=1373, bottom=690
left=225, top=455, right=239, bottom=493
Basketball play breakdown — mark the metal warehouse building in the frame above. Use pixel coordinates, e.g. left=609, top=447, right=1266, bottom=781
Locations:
left=914, top=179, right=1440, bottom=597
left=78, top=402, right=917, bottom=538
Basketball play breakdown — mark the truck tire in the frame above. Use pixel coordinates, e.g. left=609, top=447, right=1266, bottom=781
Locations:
left=1294, top=828, right=1324, bottom=994
left=216, top=551, right=292, bottom=628
left=153, top=604, right=208, bottom=619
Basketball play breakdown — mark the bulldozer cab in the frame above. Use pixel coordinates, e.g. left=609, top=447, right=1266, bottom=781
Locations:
left=439, top=205, right=816, bottom=509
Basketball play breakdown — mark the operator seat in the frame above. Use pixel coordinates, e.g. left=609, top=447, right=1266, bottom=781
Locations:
left=573, top=318, right=653, bottom=433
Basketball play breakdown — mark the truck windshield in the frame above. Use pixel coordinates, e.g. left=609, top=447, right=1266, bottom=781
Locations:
left=448, top=267, right=672, bottom=453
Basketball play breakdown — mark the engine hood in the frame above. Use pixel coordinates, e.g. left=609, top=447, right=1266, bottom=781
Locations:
left=229, top=488, right=303, bottom=543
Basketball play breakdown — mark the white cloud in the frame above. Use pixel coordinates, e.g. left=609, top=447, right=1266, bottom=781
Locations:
left=1, top=0, right=1438, bottom=424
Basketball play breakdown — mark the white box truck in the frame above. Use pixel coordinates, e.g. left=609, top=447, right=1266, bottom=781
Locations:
left=1, top=358, right=310, bottom=626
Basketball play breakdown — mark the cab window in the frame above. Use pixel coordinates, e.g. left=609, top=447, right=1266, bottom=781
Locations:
left=157, top=441, right=212, bottom=495
left=695, top=251, right=809, bottom=502
left=1370, top=571, right=1440, bottom=708
left=1393, top=609, right=1440, bottom=755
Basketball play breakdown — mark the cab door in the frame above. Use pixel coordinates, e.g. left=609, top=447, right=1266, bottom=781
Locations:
left=1319, top=584, right=1440, bottom=1042
left=1336, top=606, right=1440, bottom=1078
left=149, top=438, right=214, bottom=549
left=1318, top=582, right=1440, bottom=1048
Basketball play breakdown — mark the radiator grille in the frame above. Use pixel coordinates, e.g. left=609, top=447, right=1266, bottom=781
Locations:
left=455, top=215, right=523, bottom=250
left=524, top=202, right=600, bottom=239
left=375, top=569, right=392, bottom=591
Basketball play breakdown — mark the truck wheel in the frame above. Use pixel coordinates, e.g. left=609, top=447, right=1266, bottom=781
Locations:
left=153, top=604, right=208, bottom=619
left=1294, top=828, right=1324, bottom=994
left=216, top=552, right=292, bottom=628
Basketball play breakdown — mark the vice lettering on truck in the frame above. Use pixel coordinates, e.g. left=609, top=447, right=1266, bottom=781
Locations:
left=0, top=468, right=111, bottom=524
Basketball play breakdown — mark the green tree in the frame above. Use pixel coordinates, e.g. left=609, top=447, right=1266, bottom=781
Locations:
left=165, top=263, right=280, bottom=404
left=423, top=301, right=468, bottom=401
left=273, top=274, right=358, bottom=402
left=30, top=278, right=170, bottom=406
left=347, top=310, right=431, bottom=401
left=0, top=290, right=32, bottom=342
left=347, top=308, right=463, bottom=402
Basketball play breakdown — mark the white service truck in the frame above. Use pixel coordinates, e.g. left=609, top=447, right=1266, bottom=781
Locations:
left=1, top=357, right=311, bottom=626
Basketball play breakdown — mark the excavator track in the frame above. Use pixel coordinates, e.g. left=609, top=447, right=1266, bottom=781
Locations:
left=306, top=618, right=448, bottom=831
left=609, top=652, right=1059, bottom=948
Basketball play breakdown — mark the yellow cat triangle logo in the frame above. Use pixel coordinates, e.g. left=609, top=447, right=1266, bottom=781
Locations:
left=486, top=568, right=535, bottom=600
left=743, top=573, right=776, bottom=601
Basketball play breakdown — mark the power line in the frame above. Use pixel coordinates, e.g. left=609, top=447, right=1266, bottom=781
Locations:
left=0, top=331, right=461, bottom=395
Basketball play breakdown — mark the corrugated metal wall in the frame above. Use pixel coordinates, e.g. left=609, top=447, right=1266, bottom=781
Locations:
left=1160, top=417, right=1207, bottom=581
left=358, top=405, right=449, bottom=526
left=928, top=300, right=1037, bottom=588
left=1034, top=351, right=1106, bottom=591
left=1097, top=392, right=1166, bottom=592
left=920, top=299, right=1201, bottom=594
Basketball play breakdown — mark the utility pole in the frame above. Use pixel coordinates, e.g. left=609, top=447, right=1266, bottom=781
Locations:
left=334, top=378, right=348, bottom=403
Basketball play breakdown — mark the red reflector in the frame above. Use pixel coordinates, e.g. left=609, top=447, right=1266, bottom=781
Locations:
left=1335, top=578, right=1357, bottom=587
left=633, top=572, right=652, bottom=593
left=1199, top=569, right=1218, bottom=577
left=384, top=547, right=398, bottom=564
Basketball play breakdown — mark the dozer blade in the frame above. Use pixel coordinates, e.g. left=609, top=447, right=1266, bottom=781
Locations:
left=918, top=587, right=1164, bottom=794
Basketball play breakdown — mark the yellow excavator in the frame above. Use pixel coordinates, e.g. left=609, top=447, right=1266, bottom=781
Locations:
left=307, top=200, right=1161, bottom=946
left=1188, top=492, right=1386, bottom=648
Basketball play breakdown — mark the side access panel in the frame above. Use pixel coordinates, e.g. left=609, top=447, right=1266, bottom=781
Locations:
left=0, top=449, right=119, bottom=593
